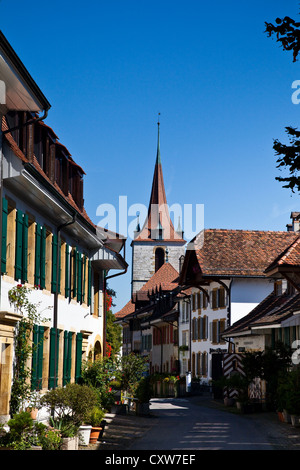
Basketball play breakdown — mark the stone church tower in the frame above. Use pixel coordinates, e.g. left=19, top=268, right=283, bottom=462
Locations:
left=131, top=121, right=186, bottom=294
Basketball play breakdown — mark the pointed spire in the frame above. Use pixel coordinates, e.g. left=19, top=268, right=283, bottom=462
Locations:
left=133, top=117, right=185, bottom=242
left=156, top=113, right=161, bottom=165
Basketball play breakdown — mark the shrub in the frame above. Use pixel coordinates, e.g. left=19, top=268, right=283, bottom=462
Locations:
left=40, top=383, right=98, bottom=435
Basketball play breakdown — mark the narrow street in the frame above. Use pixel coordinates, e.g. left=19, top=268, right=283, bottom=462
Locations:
left=99, top=396, right=300, bottom=451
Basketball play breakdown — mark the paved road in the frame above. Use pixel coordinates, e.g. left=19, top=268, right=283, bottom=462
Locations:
left=127, top=396, right=300, bottom=451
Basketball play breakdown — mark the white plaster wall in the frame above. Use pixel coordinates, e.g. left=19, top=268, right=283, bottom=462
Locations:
left=1, top=277, right=103, bottom=352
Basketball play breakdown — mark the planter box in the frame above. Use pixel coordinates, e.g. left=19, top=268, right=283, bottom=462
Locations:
left=78, top=425, right=92, bottom=446
left=61, top=436, right=79, bottom=451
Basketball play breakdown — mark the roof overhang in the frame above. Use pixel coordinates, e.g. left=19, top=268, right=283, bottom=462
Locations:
left=0, top=31, right=50, bottom=113
left=91, top=244, right=128, bottom=271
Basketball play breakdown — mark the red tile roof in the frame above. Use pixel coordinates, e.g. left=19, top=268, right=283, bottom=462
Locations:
left=115, top=262, right=180, bottom=319
left=223, top=290, right=300, bottom=337
left=114, top=299, right=135, bottom=319
left=139, top=262, right=179, bottom=292
left=265, top=235, right=300, bottom=273
left=193, top=229, right=299, bottom=277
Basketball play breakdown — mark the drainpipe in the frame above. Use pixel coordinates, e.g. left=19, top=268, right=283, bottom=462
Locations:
left=103, top=243, right=127, bottom=357
left=53, top=213, right=77, bottom=389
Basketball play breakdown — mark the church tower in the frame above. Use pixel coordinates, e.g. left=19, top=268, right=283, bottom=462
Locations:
left=131, top=119, right=186, bottom=294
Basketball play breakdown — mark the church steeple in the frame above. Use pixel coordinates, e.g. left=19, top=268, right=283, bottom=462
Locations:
left=135, top=119, right=184, bottom=242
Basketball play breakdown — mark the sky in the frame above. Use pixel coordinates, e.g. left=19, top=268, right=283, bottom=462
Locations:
left=1, top=1, right=300, bottom=312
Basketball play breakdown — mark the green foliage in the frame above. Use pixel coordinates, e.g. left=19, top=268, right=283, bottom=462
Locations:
left=135, top=376, right=152, bottom=403
left=87, top=406, right=106, bottom=427
left=106, top=309, right=122, bottom=357
left=278, top=368, right=300, bottom=414
left=80, top=356, right=119, bottom=410
left=4, top=411, right=46, bottom=450
left=40, top=383, right=98, bottom=435
left=39, top=427, right=61, bottom=450
left=120, top=353, right=148, bottom=396
left=8, top=285, right=50, bottom=416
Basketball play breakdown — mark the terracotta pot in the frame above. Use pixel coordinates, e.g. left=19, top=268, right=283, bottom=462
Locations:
left=89, top=427, right=102, bottom=444
left=26, top=408, right=38, bottom=420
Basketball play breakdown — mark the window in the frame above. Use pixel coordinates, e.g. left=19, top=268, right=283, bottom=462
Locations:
left=211, top=319, right=226, bottom=343
left=155, top=247, right=164, bottom=272
left=211, top=287, right=226, bottom=309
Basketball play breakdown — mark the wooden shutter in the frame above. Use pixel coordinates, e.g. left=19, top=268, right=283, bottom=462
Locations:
left=35, top=223, right=41, bottom=286
left=65, top=243, right=70, bottom=298
left=72, top=247, right=77, bottom=298
left=1, top=198, right=8, bottom=274
left=75, top=332, right=83, bottom=383
left=77, top=251, right=82, bottom=303
left=63, top=330, right=72, bottom=385
left=15, top=210, right=23, bottom=281
left=48, top=328, right=59, bottom=389
left=40, top=226, right=46, bottom=289
left=82, top=255, right=86, bottom=303
left=22, top=214, right=28, bottom=283
left=51, top=234, right=58, bottom=293
left=32, top=325, right=44, bottom=391
left=87, top=260, right=92, bottom=306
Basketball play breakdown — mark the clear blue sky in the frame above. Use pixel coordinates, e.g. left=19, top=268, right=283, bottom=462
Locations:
left=2, top=1, right=300, bottom=312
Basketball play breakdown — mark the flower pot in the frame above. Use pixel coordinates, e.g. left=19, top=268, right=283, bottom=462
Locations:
left=26, top=408, right=38, bottom=420
left=61, top=436, right=79, bottom=451
left=277, top=411, right=284, bottom=422
left=89, top=427, right=102, bottom=444
left=78, top=425, right=92, bottom=446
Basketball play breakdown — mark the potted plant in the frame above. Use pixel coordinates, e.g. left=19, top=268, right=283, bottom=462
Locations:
left=26, top=391, right=41, bottom=420
left=135, top=376, right=152, bottom=416
left=87, top=406, right=106, bottom=444
left=40, top=383, right=98, bottom=449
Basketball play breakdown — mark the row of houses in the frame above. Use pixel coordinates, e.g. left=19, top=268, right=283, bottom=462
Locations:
left=115, top=122, right=300, bottom=385
left=0, top=31, right=127, bottom=423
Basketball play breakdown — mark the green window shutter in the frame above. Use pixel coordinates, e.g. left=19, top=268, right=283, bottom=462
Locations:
left=63, top=331, right=72, bottom=385
left=31, top=325, right=44, bottom=391
left=82, top=256, right=86, bottom=304
left=15, top=210, right=24, bottom=281
left=63, top=330, right=71, bottom=386
left=1, top=198, right=8, bottom=274
left=72, top=247, right=77, bottom=298
left=77, top=251, right=82, bottom=303
left=22, top=214, right=28, bottom=283
left=35, top=223, right=41, bottom=286
left=87, top=260, right=92, bottom=307
left=31, top=324, right=39, bottom=391
left=40, top=226, right=46, bottom=289
left=51, top=234, right=58, bottom=293
left=65, top=244, right=70, bottom=298
left=75, top=333, right=83, bottom=383
left=48, top=328, right=59, bottom=389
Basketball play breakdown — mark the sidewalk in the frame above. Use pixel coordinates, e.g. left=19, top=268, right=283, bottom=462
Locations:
left=80, top=410, right=158, bottom=451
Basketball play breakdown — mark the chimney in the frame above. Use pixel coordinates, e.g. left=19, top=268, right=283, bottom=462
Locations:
left=290, top=212, right=300, bottom=232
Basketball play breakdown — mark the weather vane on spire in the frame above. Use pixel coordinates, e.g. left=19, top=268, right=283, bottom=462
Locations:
left=158, top=112, right=160, bottom=126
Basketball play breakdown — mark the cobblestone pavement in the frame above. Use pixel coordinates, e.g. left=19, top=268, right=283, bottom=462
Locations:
left=82, top=396, right=300, bottom=451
